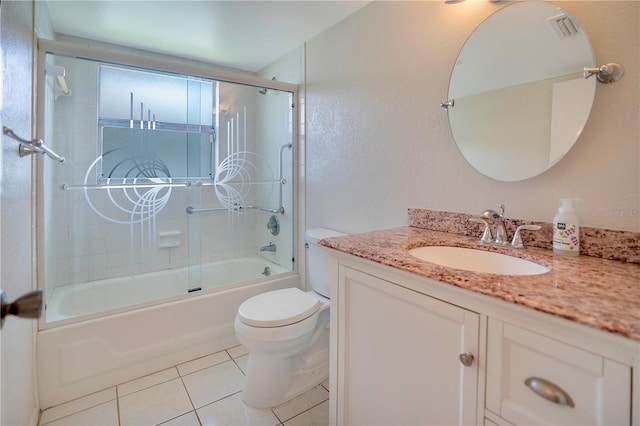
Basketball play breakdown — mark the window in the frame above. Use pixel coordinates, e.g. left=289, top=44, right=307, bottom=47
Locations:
left=98, top=64, right=215, bottom=183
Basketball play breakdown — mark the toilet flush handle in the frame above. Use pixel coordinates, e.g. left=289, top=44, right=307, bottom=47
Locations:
left=459, top=352, right=474, bottom=367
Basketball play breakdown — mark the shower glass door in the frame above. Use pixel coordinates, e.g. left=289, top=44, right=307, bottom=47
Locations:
left=38, top=46, right=296, bottom=325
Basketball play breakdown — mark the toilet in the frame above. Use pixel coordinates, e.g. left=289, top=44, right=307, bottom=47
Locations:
left=234, top=228, right=345, bottom=408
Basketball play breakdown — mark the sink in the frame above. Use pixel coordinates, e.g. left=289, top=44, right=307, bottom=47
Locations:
left=408, top=246, right=550, bottom=275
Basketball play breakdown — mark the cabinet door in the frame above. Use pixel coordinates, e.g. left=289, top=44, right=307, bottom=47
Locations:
left=335, top=266, right=479, bottom=425
left=486, top=318, right=631, bottom=425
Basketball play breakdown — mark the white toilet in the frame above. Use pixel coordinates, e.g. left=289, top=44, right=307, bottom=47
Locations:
left=234, top=228, right=345, bottom=408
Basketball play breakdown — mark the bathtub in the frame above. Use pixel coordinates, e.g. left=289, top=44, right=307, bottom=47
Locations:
left=45, top=257, right=285, bottom=323
left=37, top=257, right=297, bottom=408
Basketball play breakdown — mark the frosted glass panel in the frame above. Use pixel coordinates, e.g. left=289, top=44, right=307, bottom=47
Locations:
left=100, top=127, right=213, bottom=180
left=98, top=64, right=215, bottom=182
left=99, top=65, right=213, bottom=126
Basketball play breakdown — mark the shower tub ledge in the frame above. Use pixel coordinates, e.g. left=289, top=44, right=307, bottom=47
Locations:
left=37, top=260, right=297, bottom=409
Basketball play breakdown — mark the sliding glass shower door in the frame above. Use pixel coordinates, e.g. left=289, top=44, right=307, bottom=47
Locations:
left=38, top=45, right=296, bottom=325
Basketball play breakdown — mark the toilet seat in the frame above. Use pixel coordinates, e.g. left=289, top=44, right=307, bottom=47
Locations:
left=237, top=288, right=321, bottom=328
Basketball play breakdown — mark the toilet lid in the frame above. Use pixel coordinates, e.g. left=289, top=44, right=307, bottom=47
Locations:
left=238, top=288, right=321, bottom=327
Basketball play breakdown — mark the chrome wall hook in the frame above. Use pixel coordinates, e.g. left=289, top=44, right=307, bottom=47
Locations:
left=3, top=126, right=65, bottom=162
left=583, top=63, right=624, bottom=84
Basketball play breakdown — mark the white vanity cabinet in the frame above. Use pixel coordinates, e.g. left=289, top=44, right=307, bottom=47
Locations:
left=332, top=265, right=480, bottom=425
left=486, top=318, right=631, bottom=425
left=330, top=255, right=638, bottom=426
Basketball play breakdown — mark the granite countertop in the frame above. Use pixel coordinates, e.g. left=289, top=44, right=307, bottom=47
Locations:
left=320, top=226, right=640, bottom=341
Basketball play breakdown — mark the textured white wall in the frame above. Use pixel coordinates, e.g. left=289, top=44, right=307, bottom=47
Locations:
left=1, top=2, right=40, bottom=424
left=306, top=1, right=639, bottom=233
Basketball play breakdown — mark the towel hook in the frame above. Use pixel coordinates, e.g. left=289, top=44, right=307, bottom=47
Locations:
left=2, top=126, right=65, bottom=162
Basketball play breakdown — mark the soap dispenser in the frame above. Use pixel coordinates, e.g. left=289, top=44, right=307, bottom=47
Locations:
left=553, top=199, right=580, bottom=256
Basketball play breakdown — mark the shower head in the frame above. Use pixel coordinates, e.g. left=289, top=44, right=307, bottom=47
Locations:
left=258, top=77, right=277, bottom=95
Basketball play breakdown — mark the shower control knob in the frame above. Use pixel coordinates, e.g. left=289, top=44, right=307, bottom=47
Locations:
left=459, top=352, right=474, bottom=367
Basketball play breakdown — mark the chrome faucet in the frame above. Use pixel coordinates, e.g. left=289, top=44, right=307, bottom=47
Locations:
left=260, top=242, right=276, bottom=252
left=470, top=204, right=541, bottom=249
left=482, top=204, right=508, bottom=246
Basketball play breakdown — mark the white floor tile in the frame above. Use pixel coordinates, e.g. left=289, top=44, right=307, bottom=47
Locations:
left=182, top=360, right=245, bottom=408
left=226, top=344, right=248, bottom=359
left=118, top=368, right=179, bottom=397
left=42, top=400, right=119, bottom=426
left=158, top=410, right=201, bottom=426
left=119, top=378, right=193, bottom=426
left=40, top=344, right=331, bottom=426
left=39, top=388, right=116, bottom=425
left=178, top=351, right=231, bottom=376
left=321, top=378, right=329, bottom=391
left=272, top=385, right=329, bottom=423
left=197, top=392, right=280, bottom=426
left=283, top=400, right=329, bottom=426
left=234, top=353, right=249, bottom=374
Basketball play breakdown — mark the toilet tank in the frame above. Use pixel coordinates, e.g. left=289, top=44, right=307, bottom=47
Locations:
left=305, top=228, right=346, bottom=298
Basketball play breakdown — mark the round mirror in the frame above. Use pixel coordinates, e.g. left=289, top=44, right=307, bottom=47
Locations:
left=447, top=1, right=596, bottom=181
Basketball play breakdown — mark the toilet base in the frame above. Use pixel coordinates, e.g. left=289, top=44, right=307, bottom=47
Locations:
left=242, top=324, right=330, bottom=408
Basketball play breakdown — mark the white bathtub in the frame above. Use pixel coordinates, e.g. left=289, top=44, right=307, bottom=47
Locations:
left=37, top=257, right=297, bottom=408
left=45, top=257, right=284, bottom=323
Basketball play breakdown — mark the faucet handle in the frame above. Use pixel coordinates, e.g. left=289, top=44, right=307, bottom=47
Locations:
left=510, top=225, right=541, bottom=249
left=469, top=217, right=493, bottom=244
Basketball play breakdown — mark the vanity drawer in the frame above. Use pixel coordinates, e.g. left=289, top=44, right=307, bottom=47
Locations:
left=486, top=318, right=631, bottom=425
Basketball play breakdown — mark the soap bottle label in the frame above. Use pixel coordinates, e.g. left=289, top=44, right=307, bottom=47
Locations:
left=553, top=222, right=579, bottom=252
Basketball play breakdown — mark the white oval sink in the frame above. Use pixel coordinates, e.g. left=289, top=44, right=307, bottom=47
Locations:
left=408, top=246, right=550, bottom=275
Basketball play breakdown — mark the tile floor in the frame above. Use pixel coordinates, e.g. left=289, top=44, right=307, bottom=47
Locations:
left=39, top=345, right=329, bottom=426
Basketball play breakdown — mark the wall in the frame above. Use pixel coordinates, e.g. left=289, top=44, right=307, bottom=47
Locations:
left=305, top=1, right=639, bottom=234
left=0, top=1, right=40, bottom=424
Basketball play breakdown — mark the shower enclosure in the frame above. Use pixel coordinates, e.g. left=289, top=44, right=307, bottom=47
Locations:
left=37, top=40, right=297, bottom=325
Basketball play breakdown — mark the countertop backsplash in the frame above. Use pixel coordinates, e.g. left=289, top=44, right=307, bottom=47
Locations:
left=408, top=208, right=640, bottom=264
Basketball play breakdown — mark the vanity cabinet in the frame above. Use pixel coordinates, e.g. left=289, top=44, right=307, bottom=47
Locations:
left=333, top=266, right=480, bottom=425
left=330, top=255, right=638, bottom=426
left=486, top=318, right=631, bottom=425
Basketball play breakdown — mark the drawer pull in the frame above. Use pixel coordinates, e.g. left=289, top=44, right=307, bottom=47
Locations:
left=524, top=377, right=575, bottom=408
left=459, top=352, right=474, bottom=367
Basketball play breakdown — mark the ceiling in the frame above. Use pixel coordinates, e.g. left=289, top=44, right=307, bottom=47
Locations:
left=45, top=1, right=370, bottom=73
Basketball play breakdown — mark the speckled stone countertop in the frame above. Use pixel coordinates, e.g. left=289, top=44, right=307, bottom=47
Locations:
left=320, top=226, right=640, bottom=341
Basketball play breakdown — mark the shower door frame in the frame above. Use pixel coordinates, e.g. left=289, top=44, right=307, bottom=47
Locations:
left=35, top=38, right=300, bottom=330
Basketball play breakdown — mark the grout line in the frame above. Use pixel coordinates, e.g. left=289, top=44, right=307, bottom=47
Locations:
left=193, top=409, right=204, bottom=426
left=179, top=375, right=199, bottom=419
left=230, top=357, right=247, bottom=376
left=174, top=377, right=203, bottom=426
left=39, top=388, right=118, bottom=425
left=157, top=410, right=201, bottom=426
left=118, top=367, right=180, bottom=397
left=115, top=386, right=121, bottom=426
left=280, top=399, right=329, bottom=424
left=176, top=351, right=234, bottom=377
left=271, top=408, right=284, bottom=424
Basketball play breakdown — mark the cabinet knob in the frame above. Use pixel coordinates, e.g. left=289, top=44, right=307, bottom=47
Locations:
left=459, top=352, right=474, bottom=367
left=524, top=377, right=575, bottom=408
